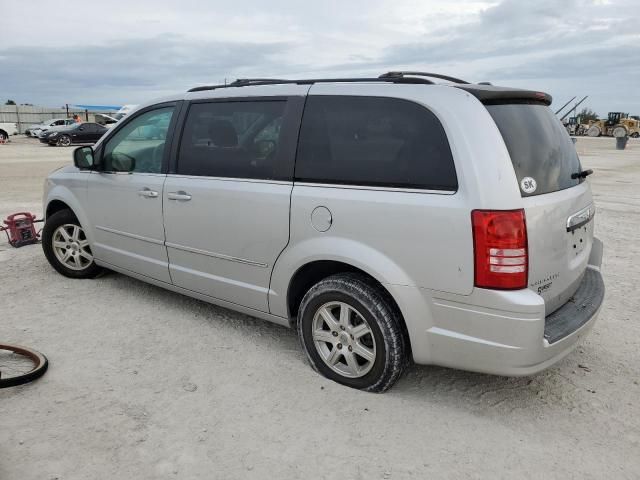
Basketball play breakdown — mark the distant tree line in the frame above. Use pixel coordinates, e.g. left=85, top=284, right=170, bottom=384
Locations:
left=4, top=100, right=34, bottom=106
left=577, top=108, right=599, bottom=122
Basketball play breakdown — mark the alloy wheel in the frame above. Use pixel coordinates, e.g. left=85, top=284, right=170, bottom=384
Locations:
left=311, top=301, right=376, bottom=378
left=52, top=224, right=93, bottom=271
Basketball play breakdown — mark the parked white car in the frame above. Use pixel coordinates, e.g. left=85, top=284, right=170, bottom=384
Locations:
left=112, top=104, right=139, bottom=121
left=0, top=122, right=18, bottom=141
left=94, top=114, right=120, bottom=128
left=26, top=118, right=75, bottom=137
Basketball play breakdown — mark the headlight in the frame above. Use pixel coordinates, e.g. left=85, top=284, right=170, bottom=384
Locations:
left=49, top=132, right=59, bottom=138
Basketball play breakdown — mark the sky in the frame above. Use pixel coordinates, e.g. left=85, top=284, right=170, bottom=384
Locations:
left=1, top=0, right=638, bottom=116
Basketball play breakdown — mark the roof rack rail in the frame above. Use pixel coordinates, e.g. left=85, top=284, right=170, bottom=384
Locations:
left=187, top=73, right=553, bottom=107
left=379, top=71, right=470, bottom=85
left=229, top=78, right=292, bottom=86
left=187, top=75, right=436, bottom=92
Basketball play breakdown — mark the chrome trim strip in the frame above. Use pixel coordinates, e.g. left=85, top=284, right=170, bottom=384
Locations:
left=293, top=182, right=456, bottom=195
left=165, top=242, right=268, bottom=268
left=566, top=204, right=594, bottom=232
left=165, top=174, right=292, bottom=186
left=163, top=176, right=454, bottom=194
left=95, top=225, right=164, bottom=245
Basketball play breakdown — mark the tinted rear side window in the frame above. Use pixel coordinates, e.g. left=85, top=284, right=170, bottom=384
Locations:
left=487, top=104, right=583, bottom=196
left=178, top=101, right=286, bottom=179
left=296, top=96, right=457, bottom=190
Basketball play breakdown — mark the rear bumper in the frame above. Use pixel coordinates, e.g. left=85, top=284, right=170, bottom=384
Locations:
left=391, top=238, right=604, bottom=376
left=544, top=268, right=604, bottom=344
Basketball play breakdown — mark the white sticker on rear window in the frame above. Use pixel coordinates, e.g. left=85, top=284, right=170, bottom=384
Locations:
left=520, top=177, right=537, bottom=194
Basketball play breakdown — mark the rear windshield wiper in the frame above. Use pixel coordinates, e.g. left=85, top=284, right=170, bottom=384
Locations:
left=571, top=169, right=593, bottom=180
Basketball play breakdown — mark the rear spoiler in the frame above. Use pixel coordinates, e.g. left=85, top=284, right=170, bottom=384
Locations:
left=455, top=84, right=552, bottom=106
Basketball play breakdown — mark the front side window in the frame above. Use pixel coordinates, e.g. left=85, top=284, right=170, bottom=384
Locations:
left=295, top=96, right=457, bottom=190
left=177, top=101, right=286, bottom=179
left=102, top=107, right=174, bottom=173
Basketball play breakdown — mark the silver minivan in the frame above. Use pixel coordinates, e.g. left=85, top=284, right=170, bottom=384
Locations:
left=42, top=73, right=604, bottom=392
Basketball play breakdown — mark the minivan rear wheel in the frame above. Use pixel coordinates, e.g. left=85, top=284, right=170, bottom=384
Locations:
left=297, top=273, right=406, bottom=392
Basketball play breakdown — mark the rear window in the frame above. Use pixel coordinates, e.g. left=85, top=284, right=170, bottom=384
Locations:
left=487, top=104, right=583, bottom=196
left=295, top=96, right=457, bottom=190
left=178, top=101, right=286, bottom=180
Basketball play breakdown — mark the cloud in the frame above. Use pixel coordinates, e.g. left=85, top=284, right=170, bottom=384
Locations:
left=0, top=0, right=638, bottom=115
left=0, top=36, right=291, bottom=105
left=380, top=0, right=637, bottom=68
left=371, top=0, right=640, bottom=113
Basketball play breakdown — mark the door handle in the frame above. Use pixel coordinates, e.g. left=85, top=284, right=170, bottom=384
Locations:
left=138, top=188, right=159, bottom=198
left=167, top=191, right=192, bottom=201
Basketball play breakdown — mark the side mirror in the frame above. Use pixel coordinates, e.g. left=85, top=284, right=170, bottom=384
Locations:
left=73, top=146, right=94, bottom=170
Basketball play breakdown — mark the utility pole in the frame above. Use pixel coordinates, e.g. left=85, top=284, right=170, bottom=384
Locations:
left=15, top=104, right=21, bottom=134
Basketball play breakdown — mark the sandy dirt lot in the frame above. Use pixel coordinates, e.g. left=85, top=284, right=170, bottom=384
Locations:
left=1, top=136, right=639, bottom=479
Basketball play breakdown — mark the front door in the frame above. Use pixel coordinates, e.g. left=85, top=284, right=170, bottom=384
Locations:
left=162, top=97, right=303, bottom=311
left=86, top=105, right=177, bottom=282
left=72, top=123, right=96, bottom=143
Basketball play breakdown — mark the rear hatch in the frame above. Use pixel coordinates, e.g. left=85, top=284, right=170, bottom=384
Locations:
left=487, top=103, right=594, bottom=314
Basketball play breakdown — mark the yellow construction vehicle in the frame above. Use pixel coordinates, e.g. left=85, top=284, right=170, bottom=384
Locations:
left=564, top=116, right=589, bottom=136
left=587, top=112, right=640, bottom=138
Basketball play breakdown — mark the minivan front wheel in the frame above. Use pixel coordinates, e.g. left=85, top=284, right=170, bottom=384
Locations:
left=42, top=209, right=103, bottom=278
left=298, top=273, right=406, bottom=392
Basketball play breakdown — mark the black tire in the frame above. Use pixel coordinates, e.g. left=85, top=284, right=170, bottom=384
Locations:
left=631, top=132, right=640, bottom=139
left=0, top=130, right=8, bottom=142
left=586, top=125, right=601, bottom=137
left=0, top=344, right=48, bottom=388
left=298, top=273, right=407, bottom=393
left=57, top=135, right=71, bottom=147
left=42, top=209, right=103, bottom=278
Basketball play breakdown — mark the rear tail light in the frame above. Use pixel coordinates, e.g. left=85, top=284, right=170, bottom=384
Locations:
left=472, top=209, right=528, bottom=290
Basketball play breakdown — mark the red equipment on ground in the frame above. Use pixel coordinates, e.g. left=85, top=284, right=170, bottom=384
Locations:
left=0, top=212, right=43, bottom=248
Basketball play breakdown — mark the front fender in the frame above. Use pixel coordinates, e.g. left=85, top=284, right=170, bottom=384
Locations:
left=44, top=173, right=92, bottom=242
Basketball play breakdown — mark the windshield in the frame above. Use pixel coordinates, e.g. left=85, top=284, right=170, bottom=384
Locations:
left=487, top=104, right=583, bottom=197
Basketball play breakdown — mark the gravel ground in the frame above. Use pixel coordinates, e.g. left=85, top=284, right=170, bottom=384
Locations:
left=0, top=136, right=639, bottom=479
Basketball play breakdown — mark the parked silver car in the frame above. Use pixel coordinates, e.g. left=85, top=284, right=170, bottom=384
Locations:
left=41, top=73, right=604, bottom=392
left=26, top=118, right=75, bottom=137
